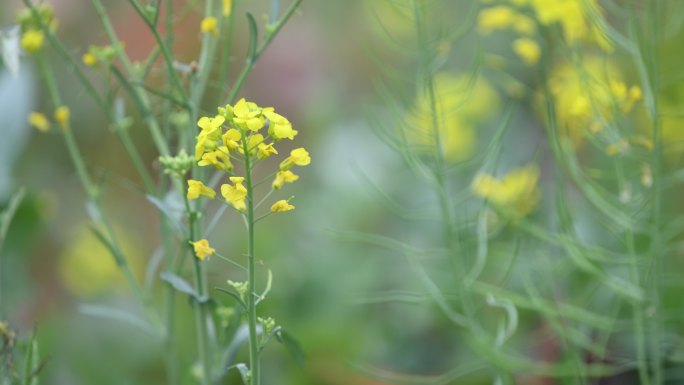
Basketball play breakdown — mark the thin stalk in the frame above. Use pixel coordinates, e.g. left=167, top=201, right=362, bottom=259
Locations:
left=90, top=0, right=173, bottom=157
left=224, top=0, right=303, bottom=104
left=0, top=188, right=25, bottom=320
left=217, top=1, right=236, bottom=105
left=241, top=134, right=260, bottom=385
left=630, top=3, right=663, bottom=383
left=190, top=0, right=219, bottom=118
left=36, top=53, right=162, bottom=332
left=411, top=0, right=476, bottom=329
left=184, top=196, right=213, bottom=385
left=124, top=0, right=188, bottom=100
left=22, top=0, right=158, bottom=192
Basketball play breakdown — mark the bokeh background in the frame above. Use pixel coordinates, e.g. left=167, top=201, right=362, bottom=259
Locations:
left=2, top=0, right=684, bottom=384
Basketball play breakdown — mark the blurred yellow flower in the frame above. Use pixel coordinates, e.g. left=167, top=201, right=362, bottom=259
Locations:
left=82, top=52, right=98, bottom=67
left=407, top=72, right=500, bottom=162
left=512, top=38, right=540, bottom=65
left=271, top=200, right=295, bottom=213
left=59, top=225, right=143, bottom=297
left=527, top=0, right=612, bottom=50
left=200, top=16, right=219, bottom=36
left=272, top=170, right=299, bottom=190
left=187, top=179, right=216, bottom=200
left=478, top=6, right=516, bottom=35
left=221, top=176, right=247, bottom=211
left=20, top=29, right=44, bottom=53
left=472, top=164, right=541, bottom=217
left=54, top=106, right=71, bottom=130
left=191, top=239, right=215, bottom=261
left=545, top=58, right=641, bottom=146
left=28, top=112, right=50, bottom=132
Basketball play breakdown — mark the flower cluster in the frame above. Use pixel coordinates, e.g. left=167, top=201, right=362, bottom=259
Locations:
left=545, top=57, right=642, bottom=149
left=187, top=98, right=310, bottom=214
left=406, top=72, right=500, bottom=163
left=477, top=0, right=613, bottom=65
left=471, top=164, right=541, bottom=217
left=27, top=106, right=71, bottom=132
left=17, top=4, right=57, bottom=54
left=82, top=43, right=121, bottom=68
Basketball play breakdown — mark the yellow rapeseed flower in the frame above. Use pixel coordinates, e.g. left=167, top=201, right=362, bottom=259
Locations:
left=200, top=16, right=219, bottom=36
left=512, top=38, right=540, bottom=65
left=257, top=142, right=278, bottom=160
left=187, top=179, right=216, bottom=200
left=280, top=148, right=311, bottom=170
left=221, top=176, right=247, bottom=211
left=477, top=6, right=516, bottom=35
left=527, top=0, right=612, bottom=50
left=54, top=106, right=70, bottom=130
left=222, top=129, right=242, bottom=151
left=28, top=112, right=50, bottom=132
left=263, top=108, right=298, bottom=140
left=271, top=200, right=295, bottom=213
left=191, top=239, right=215, bottom=261
left=82, top=52, right=98, bottom=67
left=245, top=134, right=265, bottom=156
left=471, top=164, right=541, bottom=217
left=196, top=115, right=225, bottom=159
left=198, top=147, right=233, bottom=171
left=407, top=72, right=500, bottom=163
left=20, top=29, right=44, bottom=53
left=272, top=170, right=299, bottom=189
left=544, top=58, right=642, bottom=147
left=232, top=98, right=264, bottom=131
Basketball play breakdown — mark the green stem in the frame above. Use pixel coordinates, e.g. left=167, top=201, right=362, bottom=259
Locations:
left=23, top=0, right=158, bottom=193
left=190, top=0, right=219, bottom=118
left=224, top=0, right=303, bottom=104
left=217, top=2, right=236, bottom=105
left=36, top=53, right=162, bottom=333
left=241, top=133, right=260, bottom=385
left=412, top=0, right=476, bottom=329
left=90, top=0, right=173, bottom=157
left=183, top=195, right=213, bottom=385
left=124, top=0, right=188, bottom=101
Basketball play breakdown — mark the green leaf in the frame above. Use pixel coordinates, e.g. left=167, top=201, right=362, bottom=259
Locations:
left=245, top=12, right=258, bottom=62
left=160, top=272, right=209, bottom=304
left=22, top=329, right=37, bottom=385
left=276, top=330, right=305, bottom=368
left=145, top=194, right=186, bottom=237
left=0, top=187, right=25, bottom=250
left=78, top=304, right=156, bottom=336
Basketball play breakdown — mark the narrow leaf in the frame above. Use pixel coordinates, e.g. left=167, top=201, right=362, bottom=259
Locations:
left=277, top=330, right=305, bottom=367
left=245, top=12, right=258, bottom=61
left=78, top=303, right=156, bottom=336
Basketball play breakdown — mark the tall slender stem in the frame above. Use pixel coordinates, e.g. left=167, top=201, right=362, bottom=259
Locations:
left=224, top=0, right=303, bottom=104
left=184, top=195, right=213, bottom=385
left=241, top=134, right=260, bottom=385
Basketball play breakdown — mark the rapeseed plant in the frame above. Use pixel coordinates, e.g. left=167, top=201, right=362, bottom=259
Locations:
left=189, top=98, right=310, bottom=384
left=8, top=0, right=305, bottom=384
